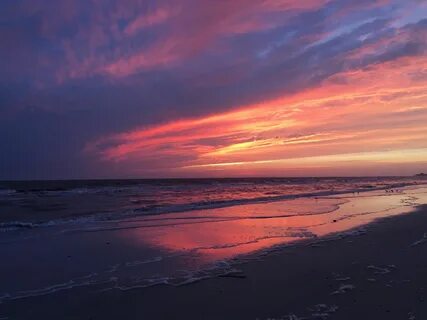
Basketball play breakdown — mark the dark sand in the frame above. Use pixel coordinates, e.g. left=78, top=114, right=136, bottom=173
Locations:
left=2, top=205, right=427, bottom=319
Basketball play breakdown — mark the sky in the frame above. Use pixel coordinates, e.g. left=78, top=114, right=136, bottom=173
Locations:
left=1, top=0, right=427, bottom=179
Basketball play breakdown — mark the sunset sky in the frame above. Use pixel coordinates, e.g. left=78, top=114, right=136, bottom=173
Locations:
left=1, top=0, right=427, bottom=179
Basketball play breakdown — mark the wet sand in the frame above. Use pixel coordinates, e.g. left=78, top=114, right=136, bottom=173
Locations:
left=2, top=205, right=427, bottom=319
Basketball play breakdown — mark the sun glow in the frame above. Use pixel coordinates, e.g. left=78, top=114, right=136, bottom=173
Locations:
left=88, top=55, right=427, bottom=176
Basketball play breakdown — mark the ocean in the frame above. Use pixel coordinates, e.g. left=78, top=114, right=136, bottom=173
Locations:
left=1, top=177, right=427, bottom=305
left=0, top=177, right=423, bottom=228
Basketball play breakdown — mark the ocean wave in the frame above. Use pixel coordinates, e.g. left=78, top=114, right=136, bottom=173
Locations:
left=0, top=189, right=16, bottom=196
left=0, top=182, right=419, bottom=233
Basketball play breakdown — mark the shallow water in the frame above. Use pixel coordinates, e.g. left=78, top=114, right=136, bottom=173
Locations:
left=0, top=177, right=422, bottom=227
left=1, top=182, right=427, bottom=305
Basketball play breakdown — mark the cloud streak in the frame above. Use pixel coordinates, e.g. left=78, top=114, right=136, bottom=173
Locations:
left=89, top=54, right=427, bottom=176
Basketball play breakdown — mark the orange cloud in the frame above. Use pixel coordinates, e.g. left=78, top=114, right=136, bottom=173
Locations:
left=88, top=55, right=427, bottom=175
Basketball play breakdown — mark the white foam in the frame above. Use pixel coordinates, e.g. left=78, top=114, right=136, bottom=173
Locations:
left=0, top=189, right=15, bottom=196
left=124, top=256, right=163, bottom=267
left=411, top=232, right=427, bottom=246
left=2, top=181, right=423, bottom=234
left=0, top=273, right=101, bottom=304
left=331, top=284, right=355, bottom=295
left=367, top=265, right=392, bottom=275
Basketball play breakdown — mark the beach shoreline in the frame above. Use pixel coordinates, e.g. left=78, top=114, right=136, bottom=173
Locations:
left=0, top=178, right=424, bottom=227
left=2, top=203, right=427, bottom=319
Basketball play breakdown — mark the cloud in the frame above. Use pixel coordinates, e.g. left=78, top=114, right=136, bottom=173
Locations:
left=88, top=54, right=427, bottom=176
left=0, top=0, right=426, bottom=178
left=124, top=6, right=176, bottom=36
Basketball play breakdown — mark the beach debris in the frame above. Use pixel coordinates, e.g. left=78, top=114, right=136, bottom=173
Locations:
left=411, top=233, right=427, bottom=247
left=331, top=284, right=355, bottom=295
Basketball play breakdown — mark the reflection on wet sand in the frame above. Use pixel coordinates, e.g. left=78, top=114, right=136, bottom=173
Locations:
left=121, top=187, right=427, bottom=263
left=1, top=186, right=427, bottom=302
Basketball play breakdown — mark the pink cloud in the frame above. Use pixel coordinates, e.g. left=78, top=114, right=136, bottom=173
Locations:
left=124, top=7, right=176, bottom=36
left=48, top=0, right=335, bottom=81
left=87, top=55, right=427, bottom=175
left=102, top=38, right=180, bottom=77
